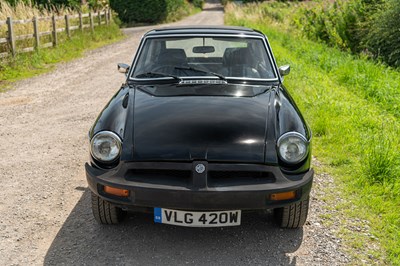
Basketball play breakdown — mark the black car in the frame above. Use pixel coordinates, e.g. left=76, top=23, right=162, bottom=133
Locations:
left=86, top=26, right=313, bottom=228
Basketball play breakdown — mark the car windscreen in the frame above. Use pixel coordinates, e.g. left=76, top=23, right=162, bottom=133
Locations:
left=131, top=36, right=277, bottom=80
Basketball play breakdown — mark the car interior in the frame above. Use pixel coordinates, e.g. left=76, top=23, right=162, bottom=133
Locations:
left=133, top=37, right=276, bottom=79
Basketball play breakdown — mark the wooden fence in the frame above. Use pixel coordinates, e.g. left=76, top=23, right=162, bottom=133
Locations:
left=0, top=9, right=112, bottom=58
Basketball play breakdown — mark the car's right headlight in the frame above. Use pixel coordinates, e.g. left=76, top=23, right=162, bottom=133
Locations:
left=90, top=131, right=122, bottom=163
left=277, top=132, right=309, bottom=164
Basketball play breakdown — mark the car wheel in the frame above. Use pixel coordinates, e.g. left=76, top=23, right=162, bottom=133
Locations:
left=274, top=196, right=310, bottom=229
left=91, top=192, right=126, bottom=224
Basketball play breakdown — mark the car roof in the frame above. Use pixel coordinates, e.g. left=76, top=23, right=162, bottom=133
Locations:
left=144, top=26, right=265, bottom=37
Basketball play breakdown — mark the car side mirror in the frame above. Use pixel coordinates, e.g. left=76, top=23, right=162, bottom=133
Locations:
left=279, top=65, right=290, bottom=77
left=118, top=63, right=130, bottom=75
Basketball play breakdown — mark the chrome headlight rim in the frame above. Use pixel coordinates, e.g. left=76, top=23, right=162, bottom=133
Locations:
left=277, top=131, right=309, bottom=164
left=90, top=131, right=122, bottom=163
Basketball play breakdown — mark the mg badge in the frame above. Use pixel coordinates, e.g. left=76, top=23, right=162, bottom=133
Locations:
left=195, top=164, right=206, bottom=174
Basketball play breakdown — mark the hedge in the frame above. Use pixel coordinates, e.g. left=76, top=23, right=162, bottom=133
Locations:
left=109, top=0, right=188, bottom=24
left=296, top=0, right=400, bottom=67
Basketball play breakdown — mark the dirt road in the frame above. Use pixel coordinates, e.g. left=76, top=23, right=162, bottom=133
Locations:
left=0, top=2, right=349, bottom=265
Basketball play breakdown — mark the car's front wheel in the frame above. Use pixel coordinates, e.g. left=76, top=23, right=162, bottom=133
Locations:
left=91, top=192, right=126, bottom=224
left=274, top=196, right=310, bottom=229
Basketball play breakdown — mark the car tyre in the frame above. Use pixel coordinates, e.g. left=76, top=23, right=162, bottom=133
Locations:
left=91, top=192, right=126, bottom=224
left=274, top=196, right=309, bottom=229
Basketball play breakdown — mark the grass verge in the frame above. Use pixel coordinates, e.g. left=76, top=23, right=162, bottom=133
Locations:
left=0, top=23, right=124, bottom=91
left=225, top=2, right=400, bottom=264
left=165, top=3, right=202, bottom=23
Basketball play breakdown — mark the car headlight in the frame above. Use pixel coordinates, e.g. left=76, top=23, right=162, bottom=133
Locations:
left=90, top=131, right=122, bottom=163
left=277, top=132, right=309, bottom=164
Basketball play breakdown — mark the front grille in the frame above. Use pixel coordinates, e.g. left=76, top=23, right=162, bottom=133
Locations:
left=125, top=169, right=191, bottom=186
left=123, top=162, right=277, bottom=188
left=208, top=171, right=275, bottom=187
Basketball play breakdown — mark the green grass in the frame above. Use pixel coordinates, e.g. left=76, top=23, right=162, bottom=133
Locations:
left=165, top=4, right=202, bottom=23
left=0, top=23, right=124, bottom=90
left=225, top=2, right=400, bottom=264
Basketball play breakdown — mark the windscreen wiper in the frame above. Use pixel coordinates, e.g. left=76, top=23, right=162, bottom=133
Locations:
left=175, top=66, right=226, bottom=80
left=135, top=72, right=181, bottom=81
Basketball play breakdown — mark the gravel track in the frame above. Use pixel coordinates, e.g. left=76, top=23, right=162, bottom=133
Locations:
left=0, top=1, right=350, bottom=265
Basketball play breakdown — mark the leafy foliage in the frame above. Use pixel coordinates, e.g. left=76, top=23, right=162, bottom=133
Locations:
left=109, top=0, right=190, bottom=24
left=220, top=0, right=232, bottom=6
left=365, top=0, right=400, bottom=67
left=295, top=0, right=400, bottom=67
left=189, top=0, right=204, bottom=9
left=296, top=0, right=364, bottom=52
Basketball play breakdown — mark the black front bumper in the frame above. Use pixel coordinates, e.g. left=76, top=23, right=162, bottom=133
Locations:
left=86, top=161, right=313, bottom=211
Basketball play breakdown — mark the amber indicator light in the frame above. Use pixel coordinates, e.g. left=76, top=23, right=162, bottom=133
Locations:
left=270, top=191, right=296, bottom=201
left=104, top=186, right=130, bottom=197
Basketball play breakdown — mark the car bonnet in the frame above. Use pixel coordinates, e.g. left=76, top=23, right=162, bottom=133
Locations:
left=128, top=84, right=273, bottom=163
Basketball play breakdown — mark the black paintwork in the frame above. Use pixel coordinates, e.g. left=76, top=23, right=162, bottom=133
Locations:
left=132, top=85, right=269, bottom=163
left=90, top=83, right=311, bottom=170
left=87, top=26, right=313, bottom=211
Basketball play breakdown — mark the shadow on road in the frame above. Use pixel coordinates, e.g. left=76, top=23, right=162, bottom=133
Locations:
left=44, top=189, right=304, bottom=265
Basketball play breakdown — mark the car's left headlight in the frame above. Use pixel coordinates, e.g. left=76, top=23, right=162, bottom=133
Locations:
left=90, top=131, right=122, bottom=163
left=277, top=132, right=309, bottom=164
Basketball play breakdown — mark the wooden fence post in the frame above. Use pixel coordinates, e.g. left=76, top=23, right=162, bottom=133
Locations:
left=105, top=10, right=109, bottom=25
left=52, top=15, right=58, bottom=46
left=1, top=11, right=112, bottom=57
left=33, top=16, right=40, bottom=50
left=65, top=14, right=70, bottom=38
left=79, top=12, right=83, bottom=32
left=6, top=17, right=16, bottom=57
left=89, top=12, right=94, bottom=32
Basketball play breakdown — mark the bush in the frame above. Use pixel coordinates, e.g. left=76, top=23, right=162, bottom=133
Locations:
left=189, top=0, right=204, bottom=9
left=366, top=0, right=400, bottom=67
left=221, top=0, right=233, bottom=6
left=110, top=0, right=188, bottom=24
left=295, top=0, right=400, bottom=67
left=295, top=0, right=366, bottom=52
